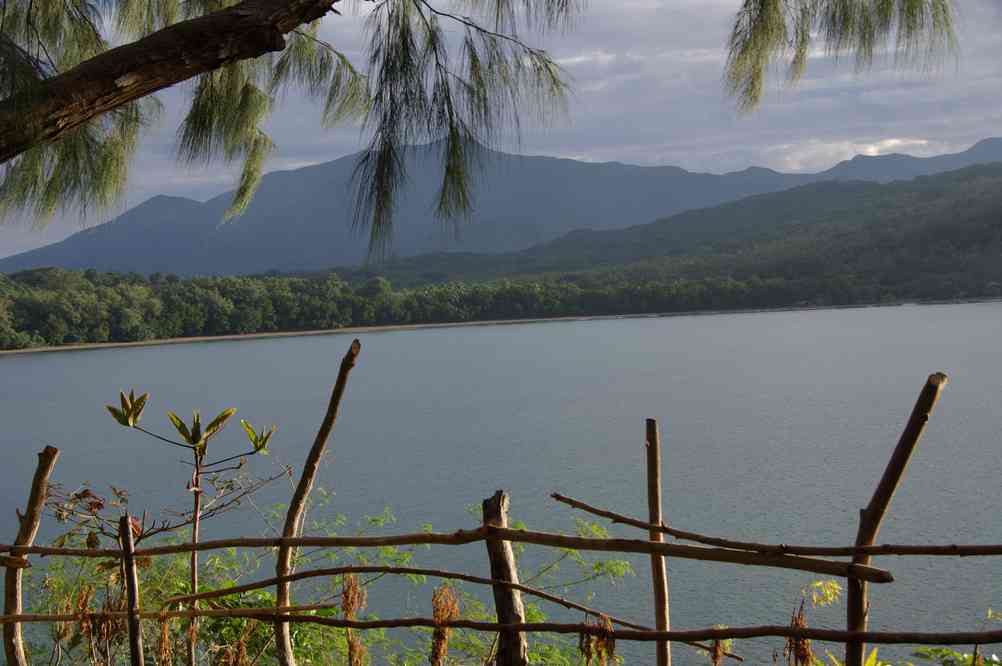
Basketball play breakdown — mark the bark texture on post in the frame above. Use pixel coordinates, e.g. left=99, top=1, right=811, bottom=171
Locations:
left=4, top=445, right=59, bottom=666
left=845, top=372, right=948, bottom=666
left=646, top=419, right=671, bottom=666
left=275, top=339, right=361, bottom=666
left=483, top=491, right=529, bottom=666
left=119, top=516, right=145, bottom=666
left=187, top=472, right=202, bottom=666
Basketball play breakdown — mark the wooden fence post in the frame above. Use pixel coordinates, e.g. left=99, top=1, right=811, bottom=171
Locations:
left=120, top=515, right=145, bottom=666
left=483, top=491, right=529, bottom=666
left=845, top=373, right=948, bottom=666
left=4, top=445, right=59, bottom=666
left=646, top=419, right=671, bottom=666
left=275, top=339, right=361, bottom=666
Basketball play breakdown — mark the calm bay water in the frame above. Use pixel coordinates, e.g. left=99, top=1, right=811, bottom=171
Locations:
left=2, top=302, right=1000, bottom=663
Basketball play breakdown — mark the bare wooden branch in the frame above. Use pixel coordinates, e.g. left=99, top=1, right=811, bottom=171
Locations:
left=163, top=564, right=647, bottom=630
left=646, top=419, right=671, bottom=666
left=1, top=605, right=999, bottom=648
left=1, top=525, right=894, bottom=582
left=7, top=531, right=1001, bottom=559
left=276, top=338, right=361, bottom=666
left=484, top=527, right=894, bottom=583
left=0, top=557, right=29, bottom=569
left=187, top=469, right=203, bottom=666
left=483, top=491, right=529, bottom=666
left=846, top=372, right=947, bottom=666
left=4, top=445, right=59, bottom=666
left=119, top=516, right=144, bottom=666
left=550, top=493, right=1002, bottom=557
left=3, top=608, right=995, bottom=647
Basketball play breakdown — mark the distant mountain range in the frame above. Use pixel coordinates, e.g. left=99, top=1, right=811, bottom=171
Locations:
left=2, top=138, right=1001, bottom=276
left=339, top=162, right=1002, bottom=287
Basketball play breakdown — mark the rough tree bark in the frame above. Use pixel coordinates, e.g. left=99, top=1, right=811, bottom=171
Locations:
left=0, top=0, right=338, bottom=163
left=483, top=491, right=529, bottom=666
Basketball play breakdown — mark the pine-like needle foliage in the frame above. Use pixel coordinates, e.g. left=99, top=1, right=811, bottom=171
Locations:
left=726, top=0, right=956, bottom=111
left=0, top=0, right=158, bottom=223
left=0, top=0, right=956, bottom=255
left=353, top=0, right=569, bottom=254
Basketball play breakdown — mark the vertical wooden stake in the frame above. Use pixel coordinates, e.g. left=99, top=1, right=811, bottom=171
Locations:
left=120, top=515, right=145, bottom=666
left=186, top=464, right=204, bottom=666
left=845, top=373, right=948, bottom=666
left=483, top=491, right=529, bottom=666
left=646, top=419, right=671, bottom=666
left=4, top=445, right=59, bottom=666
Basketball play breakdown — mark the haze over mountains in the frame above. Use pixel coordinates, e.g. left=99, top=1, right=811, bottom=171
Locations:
left=343, top=162, right=1002, bottom=288
left=2, top=138, right=1001, bottom=276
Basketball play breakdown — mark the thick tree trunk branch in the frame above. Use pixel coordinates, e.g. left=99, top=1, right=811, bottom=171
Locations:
left=0, top=0, right=336, bottom=163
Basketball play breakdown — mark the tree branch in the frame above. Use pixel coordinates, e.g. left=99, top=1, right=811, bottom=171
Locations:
left=0, top=0, right=338, bottom=163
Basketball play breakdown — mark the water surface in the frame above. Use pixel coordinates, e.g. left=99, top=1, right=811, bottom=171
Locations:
left=2, top=302, right=1000, bottom=663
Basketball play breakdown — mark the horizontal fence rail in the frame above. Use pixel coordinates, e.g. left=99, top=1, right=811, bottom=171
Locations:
left=0, top=528, right=897, bottom=582
left=550, top=492, right=1002, bottom=558
left=0, top=609, right=1000, bottom=646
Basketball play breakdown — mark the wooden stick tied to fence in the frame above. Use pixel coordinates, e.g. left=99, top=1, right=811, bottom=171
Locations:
left=275, top=338, right=360, bottom=666
left=483, top=491, right=529, bottom=666
left=3, top=445, right=59, bottom=666
left=2, top=607, right=1002, bottom=647
left=0, top=527, right=896, bottom=582
left=119, top=515, right=145, bottom=666
left=551, top=492, right=1002, bottom=557
left=647, top=419, right=671, bottom=666
left=845, top=372, right=947, bottom=666
left=161, top=563, right=740, bottom=662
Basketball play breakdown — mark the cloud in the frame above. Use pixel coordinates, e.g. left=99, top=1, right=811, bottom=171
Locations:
left=2, top=0, right=1001, bottom=257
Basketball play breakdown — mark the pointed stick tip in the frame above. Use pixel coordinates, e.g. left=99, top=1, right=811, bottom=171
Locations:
left=928, top=372, right=948, bottom=387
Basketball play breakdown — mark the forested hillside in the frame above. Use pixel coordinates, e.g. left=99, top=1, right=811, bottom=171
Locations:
left=2, top=163, right=1000, bottom=350
left=2, top=139, right=1000, bottom=276
left=340, top=163, right=1002, bottom=287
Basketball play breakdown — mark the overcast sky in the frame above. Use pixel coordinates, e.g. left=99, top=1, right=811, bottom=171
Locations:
left=1, top=0, right=1000, bottom=258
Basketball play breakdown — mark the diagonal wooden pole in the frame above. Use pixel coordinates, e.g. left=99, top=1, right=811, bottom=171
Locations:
left=647, top=419, right=671, bottom=666
left=275, top=339, right=361, bottom=666
left=4, top=445, right=59, bottom=666
left=845, top=373, right=948, bottom=666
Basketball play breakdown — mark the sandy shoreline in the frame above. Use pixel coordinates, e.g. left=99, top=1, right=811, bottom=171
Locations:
left=2, top=298, right=999, bottom=357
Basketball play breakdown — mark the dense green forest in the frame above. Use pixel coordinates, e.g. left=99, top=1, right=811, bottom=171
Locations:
left=1, top=163, right=1000, bottom=350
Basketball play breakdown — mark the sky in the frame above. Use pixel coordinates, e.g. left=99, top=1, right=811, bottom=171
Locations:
left=1, top=0, right=1000, bottom=258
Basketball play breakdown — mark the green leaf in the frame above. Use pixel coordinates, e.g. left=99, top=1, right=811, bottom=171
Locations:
left=205, top=407, right=237, bottom=439
left=167, top=411, right=192, bottom=444
left=119, top=391, right=129, bottom=414
left=255, top=427, right=275, bottom=455
left=129, top=392, right=149, bottom=426
left=106, top=405, right=130, bottom=428
left=240, top=419, right=257, bottom=444
left=190, top=410, right=202, bottom=446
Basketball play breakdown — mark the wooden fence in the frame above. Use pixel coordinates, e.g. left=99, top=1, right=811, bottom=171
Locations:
left=2, top=341, right=1001, bottom=666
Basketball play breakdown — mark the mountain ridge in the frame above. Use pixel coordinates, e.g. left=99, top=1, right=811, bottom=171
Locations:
left=2, top=137, right=1000, bottom=276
